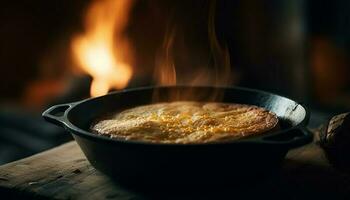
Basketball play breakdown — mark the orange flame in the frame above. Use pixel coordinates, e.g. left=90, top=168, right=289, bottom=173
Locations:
left=155, top=1, right=230, bottom=87
left=154, top=26, right=177, bottom=86
left=153, top=0, right=231, bottom=102
left=71, top=0, right=134, bottom=97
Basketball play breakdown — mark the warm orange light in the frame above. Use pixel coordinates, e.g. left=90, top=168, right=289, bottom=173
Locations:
left=71, top=0, right=134, bottom=97
left=154, top=28, right=177, bottom=86
left=152, top=0, right=232, bottom=102
left=154, top=0, right=230, bottom=88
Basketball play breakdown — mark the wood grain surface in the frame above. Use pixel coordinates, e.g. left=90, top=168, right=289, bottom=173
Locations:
left=0, top=131, right=349, bottom=200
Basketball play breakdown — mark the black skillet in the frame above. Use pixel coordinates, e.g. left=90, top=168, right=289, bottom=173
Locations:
left=42, top=86, right=313, bottom=186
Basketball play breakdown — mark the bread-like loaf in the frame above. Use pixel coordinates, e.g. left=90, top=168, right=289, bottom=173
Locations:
left=91, top=101, right=279, bottom=144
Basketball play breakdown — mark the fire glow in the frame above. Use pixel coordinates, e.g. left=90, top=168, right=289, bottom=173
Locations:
left=71, top=0, right=231, bottom=98
left=71, top=0, right=134, bottom=97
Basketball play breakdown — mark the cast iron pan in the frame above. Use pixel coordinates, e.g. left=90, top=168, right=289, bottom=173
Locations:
left=42, top=86, right=313, bottom=187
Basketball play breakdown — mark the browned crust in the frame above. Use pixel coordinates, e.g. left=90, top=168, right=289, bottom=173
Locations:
left=91, top=101, right=279, bottom=144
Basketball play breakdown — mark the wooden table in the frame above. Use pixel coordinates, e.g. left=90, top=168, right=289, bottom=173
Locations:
left=0, top=131, right=350, bottom=200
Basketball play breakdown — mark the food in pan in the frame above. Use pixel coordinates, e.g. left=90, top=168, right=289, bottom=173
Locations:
left=91, top=101, right=279, bottom=144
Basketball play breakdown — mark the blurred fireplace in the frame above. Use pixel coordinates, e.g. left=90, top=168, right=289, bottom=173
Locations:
left=0, top=0, right=309, bottom=109
left=1, top=0, right=350, bottom=109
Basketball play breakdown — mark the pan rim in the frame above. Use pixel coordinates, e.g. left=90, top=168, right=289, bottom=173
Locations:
left=62, top=85, right=310, bottom=147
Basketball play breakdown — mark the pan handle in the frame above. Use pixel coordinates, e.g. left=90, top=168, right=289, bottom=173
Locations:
left=42, top=102, right=79, bottom=128
left=259, top=128, right=313, bottom=148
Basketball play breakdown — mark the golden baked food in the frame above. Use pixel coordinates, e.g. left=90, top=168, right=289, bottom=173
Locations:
left=91, top=101, right=279, bottom=144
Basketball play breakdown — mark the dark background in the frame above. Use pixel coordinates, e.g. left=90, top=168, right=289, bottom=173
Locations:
left=0, top=0, right=350, bottom=164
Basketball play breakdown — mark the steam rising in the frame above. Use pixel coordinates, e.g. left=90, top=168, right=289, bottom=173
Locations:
left=153, top=0, right=231, bottom=102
